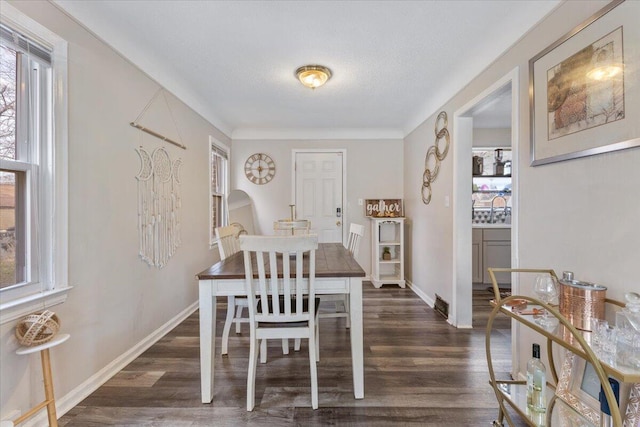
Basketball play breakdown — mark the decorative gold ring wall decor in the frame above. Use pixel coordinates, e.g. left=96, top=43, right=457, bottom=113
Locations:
left=421, top=111, right=451, bottom=204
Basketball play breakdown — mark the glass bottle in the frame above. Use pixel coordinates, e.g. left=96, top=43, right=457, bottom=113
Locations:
left=527, top=343, right=546, bottom=413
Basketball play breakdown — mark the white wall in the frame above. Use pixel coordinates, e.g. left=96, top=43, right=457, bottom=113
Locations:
left=1, top=0, right=229, bottom=422
left=231, top=139, right=404, bottom=274
left=403, top=0, right=640, bottom=375
left=473, top=128, right=511, bottom=148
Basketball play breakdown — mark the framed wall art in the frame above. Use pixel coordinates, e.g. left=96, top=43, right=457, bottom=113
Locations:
left=624, top=382, right=640, bottom=427
left=529, top=0, right=640, bottom=166
left=556, top=351, right=601, bottom=424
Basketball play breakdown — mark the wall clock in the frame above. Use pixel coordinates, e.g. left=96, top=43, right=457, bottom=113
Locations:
left=244, top=153, right=276, bottom=185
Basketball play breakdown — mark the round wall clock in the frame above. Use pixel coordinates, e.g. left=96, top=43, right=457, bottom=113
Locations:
left=244, top=153, right=276, bottom=185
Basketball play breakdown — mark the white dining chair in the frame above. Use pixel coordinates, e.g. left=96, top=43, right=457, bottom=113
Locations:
left=319, top=223, right=364, bottom=328
left=215, top=224, right=248, bottom=356
left=216, top=224, right=290, bottom=359
left=239, top=234, right=320, bottom=411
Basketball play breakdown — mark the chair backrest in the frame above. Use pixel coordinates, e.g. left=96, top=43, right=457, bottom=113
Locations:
left=273, top=219, right=311, bottom=236
left=215, top=224, right=244, bottom=260
left=346, top=223, right=365, bottom=258
left=239, top=235, right=318, bottom=324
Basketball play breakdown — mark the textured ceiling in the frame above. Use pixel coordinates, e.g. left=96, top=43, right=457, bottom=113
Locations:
left=52, top=0, right=559, bottom=138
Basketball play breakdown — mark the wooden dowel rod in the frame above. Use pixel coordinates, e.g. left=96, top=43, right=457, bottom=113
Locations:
left=130, top=122, right=186, bottom=150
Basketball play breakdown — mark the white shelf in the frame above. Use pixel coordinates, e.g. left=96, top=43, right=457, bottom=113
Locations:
left=370, top=218, right=405, bottom=289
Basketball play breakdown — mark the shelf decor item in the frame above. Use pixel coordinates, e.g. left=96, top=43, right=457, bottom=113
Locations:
left=529, top=0, right=640, bottom=166
left=15, top=310, right=60, bottom=347
left=382, top=247, right=391, bottom=260
left=365, top=199, right=403, bottom=218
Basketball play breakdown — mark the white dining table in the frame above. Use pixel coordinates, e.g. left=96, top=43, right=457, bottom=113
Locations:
left=196, top=242, right=366, bottom=403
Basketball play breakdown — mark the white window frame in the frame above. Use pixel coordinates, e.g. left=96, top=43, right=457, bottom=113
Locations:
left=209, top=136, right=229, bottom=247
left=0, top=3, right=70, bottom=324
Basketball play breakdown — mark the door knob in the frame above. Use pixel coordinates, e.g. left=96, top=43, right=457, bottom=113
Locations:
left=336, top=221, right=341, bottom=226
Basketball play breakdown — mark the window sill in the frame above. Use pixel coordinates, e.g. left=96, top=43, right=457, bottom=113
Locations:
left=0, top=286, right=73, bottom=325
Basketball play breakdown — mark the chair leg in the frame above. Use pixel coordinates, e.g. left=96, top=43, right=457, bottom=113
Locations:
left=344, top=295, right=351, bottom=329
left=315, top=322, right=320, bottom=362
left=282, top=339, right=289, bottom=355
left=221, top=296, right=235, bottom=355
left=235, top=304, right=244, bottom=334
left=247, top=337, right=259, bottom=411
left=307, top=336, right=319, bottom=410
left=294, top=338, right=301, bottom=351
left=260, top=339, right=267, bottom=364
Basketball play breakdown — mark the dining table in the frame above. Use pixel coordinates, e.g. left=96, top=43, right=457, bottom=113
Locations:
left=196, top=242, right=366, bottom=404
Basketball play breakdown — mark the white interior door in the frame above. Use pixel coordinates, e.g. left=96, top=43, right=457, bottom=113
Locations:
left=294, top=151, right=344, bottom=243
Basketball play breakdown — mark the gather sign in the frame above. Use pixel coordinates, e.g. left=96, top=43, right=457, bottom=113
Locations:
left=365, top=199, right=404, bottom=218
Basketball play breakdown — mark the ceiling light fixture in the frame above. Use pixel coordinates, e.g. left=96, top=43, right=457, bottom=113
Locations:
left=295, top=65, right=332, bottom=89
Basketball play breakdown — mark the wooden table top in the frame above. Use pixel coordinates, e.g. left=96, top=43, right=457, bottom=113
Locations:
left=197, top=243, right=366, bottom=280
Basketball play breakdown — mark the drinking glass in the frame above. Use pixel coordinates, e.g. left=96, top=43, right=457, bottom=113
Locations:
left=533, top=275, right=559, bottom=327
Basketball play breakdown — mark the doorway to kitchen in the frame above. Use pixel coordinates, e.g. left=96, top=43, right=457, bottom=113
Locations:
left=452, top=68, right=519, bottom=330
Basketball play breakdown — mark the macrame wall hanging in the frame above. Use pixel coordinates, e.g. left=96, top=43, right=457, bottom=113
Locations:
left=132, top=88, right=185, bottom=268
left=421, top=111, right=451, bottom=204
left=136, top=147, right=182, bottom=268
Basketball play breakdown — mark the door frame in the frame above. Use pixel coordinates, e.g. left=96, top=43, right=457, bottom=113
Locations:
left=452, top=67, right=520, bottom=329
left=291, top=149, right=347, bottom=244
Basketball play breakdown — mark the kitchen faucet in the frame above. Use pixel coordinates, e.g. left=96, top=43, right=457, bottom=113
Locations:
left=490, top=196, right=507, bottom=223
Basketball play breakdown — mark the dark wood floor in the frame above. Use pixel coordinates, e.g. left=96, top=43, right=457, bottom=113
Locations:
left=59, top=283, right=513, bottom=426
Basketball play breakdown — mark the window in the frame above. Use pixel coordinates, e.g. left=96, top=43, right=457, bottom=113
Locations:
left=210, top=138, right=229, bottom=246
left=0, top=5, right=69, bottom=324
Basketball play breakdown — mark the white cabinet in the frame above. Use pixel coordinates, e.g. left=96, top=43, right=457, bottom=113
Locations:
left=370, top=218, right=405, bottom=288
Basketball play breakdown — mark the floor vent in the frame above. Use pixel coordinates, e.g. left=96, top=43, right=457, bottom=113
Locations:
left=434, top=294, right=449, bottom=319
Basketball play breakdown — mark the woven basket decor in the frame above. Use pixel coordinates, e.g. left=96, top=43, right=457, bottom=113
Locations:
left=15, top=310, right=60, bottom=347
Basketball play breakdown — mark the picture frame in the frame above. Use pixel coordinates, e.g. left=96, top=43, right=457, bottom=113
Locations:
left=556, top=351, right=601, bottom=424
left=529, top=0, right=640, bottom=166
left=625, top=382, right=640, bottom=427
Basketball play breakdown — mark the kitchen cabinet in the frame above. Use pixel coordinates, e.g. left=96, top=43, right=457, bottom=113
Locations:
left=370, top=218, right=405, bottom=288
left=472, top=227, right=511, bottom=285
left=472, top=229, right=483, bottom=283
left=482, top=228, right=511, bottom=285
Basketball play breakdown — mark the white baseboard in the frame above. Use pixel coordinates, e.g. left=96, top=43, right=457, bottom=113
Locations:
left=405, top=279, right=435, bottom=307
left=34, top=302, right=199, bottom=426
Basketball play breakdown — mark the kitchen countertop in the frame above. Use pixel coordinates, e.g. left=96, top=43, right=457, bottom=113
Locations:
left=472, top=224, right=511, bottom=229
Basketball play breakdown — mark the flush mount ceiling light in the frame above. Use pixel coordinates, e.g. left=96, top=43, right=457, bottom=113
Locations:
left=295, top=65, right=332, bottom=89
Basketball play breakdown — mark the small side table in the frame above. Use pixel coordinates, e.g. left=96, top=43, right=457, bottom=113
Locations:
left=13, top=333, right=70, bottom=427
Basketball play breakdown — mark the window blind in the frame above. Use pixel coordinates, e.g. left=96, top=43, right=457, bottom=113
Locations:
left=0, top=24, right=51, bottom=64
